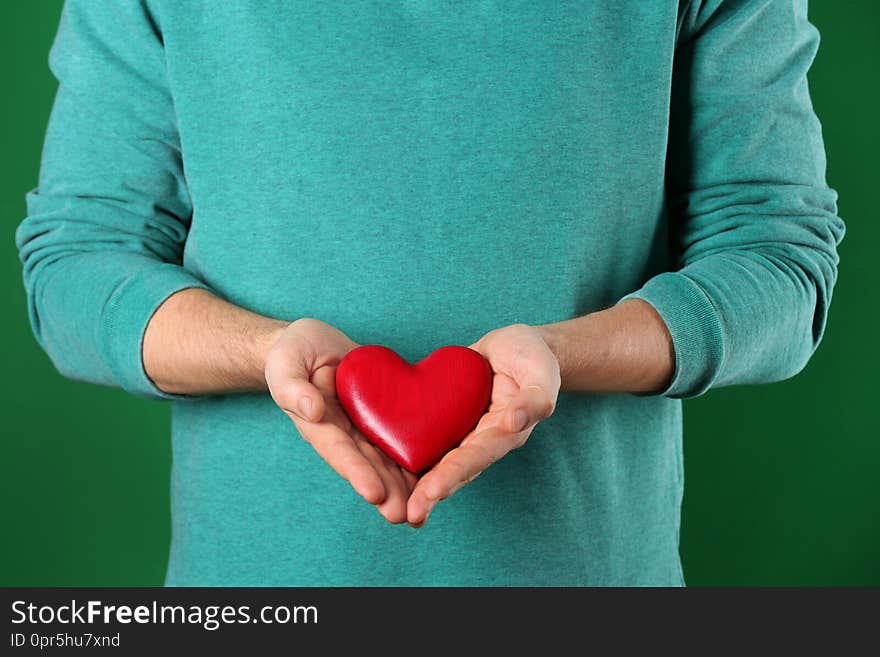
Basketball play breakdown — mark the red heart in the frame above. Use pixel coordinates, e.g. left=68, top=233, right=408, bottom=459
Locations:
left=335, top=345, right=493, bottom=474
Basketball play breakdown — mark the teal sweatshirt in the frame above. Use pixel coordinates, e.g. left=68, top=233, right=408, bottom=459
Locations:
left=16, top=1, right=844, bottom=586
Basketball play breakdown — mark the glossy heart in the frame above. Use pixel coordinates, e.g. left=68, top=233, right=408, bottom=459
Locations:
left=335, top=345, right=493, bottom=474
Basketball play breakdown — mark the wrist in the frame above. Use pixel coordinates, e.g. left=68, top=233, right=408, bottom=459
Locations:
left=535, top=317, right=607, bottom=393
left=254, top=319, right=291, bottom=381
left=534, top=322, right=566, bottom=386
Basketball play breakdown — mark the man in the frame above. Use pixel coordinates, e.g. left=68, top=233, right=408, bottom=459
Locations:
left=16, top=1, right=843, bottom=586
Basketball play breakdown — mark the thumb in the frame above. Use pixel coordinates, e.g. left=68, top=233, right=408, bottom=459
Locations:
left=505, top=384, right=557, bottom=433
left=265, top=351, right=326, bottom=423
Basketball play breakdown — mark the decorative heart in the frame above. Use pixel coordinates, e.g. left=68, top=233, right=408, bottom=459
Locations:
left=335, top=345, right=493, bottom=474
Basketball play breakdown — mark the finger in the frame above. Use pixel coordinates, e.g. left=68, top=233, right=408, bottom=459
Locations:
left=353, top=438, right=409, bottom=524
left=407, top=425, right=521, bottom=527
left=291, top=415, right=386, bottom=505
left=504, top=384, right=557, bottom=433
left=266, top=350, right=326, bottom=423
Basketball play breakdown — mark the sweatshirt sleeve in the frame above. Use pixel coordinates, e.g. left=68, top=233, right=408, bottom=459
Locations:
left=14, top=0, right=212, bottom=400
left=622, top=0, right=846, bottom=399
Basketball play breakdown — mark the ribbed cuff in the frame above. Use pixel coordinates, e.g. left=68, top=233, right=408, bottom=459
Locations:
left=621, top=272, right=725, bottom=399
left=99, top=262, right=212, bottom=401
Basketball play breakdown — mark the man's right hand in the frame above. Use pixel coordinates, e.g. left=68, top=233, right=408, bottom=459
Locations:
left=264, top=317, right=417, bottom=524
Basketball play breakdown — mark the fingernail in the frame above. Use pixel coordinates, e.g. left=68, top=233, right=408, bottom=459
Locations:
left=298, top=396, right=313, bottom=418
left=513, top=409, right=528, bottom=432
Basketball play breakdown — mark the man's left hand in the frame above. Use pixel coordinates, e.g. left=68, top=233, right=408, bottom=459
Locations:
left=406, top=323, right=561, bottom=527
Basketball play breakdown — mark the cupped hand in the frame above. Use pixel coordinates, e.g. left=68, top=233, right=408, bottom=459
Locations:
left=265, top=318, right=418, bottom=523
left=406, top=323, right=561, bottom=527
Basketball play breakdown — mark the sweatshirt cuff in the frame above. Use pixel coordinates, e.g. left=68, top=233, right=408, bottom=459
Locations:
left=621, top=272, right=725, bottom=399
left=99, top=263, right=212, bottom=401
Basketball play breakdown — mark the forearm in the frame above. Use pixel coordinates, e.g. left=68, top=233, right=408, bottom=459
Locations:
left=537, top=298, right=674, bottom=394
left=143, top=288, right=289, bottom=395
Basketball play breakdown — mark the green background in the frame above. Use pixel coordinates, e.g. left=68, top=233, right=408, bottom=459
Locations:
left=2, top=2, right=877, bottom=586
